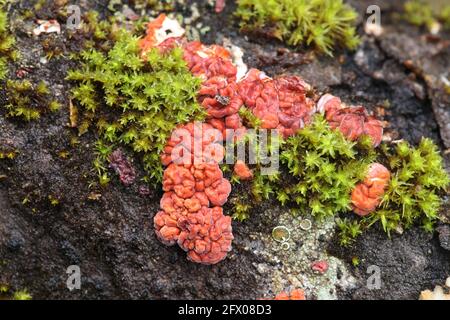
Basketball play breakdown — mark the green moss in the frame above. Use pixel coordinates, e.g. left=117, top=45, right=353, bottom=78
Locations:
left=0, top=146, right=17, bottom=159
left=441, top=6, right=450, bottom=29
left=235, top=0, right=360, bottom=55
left=13, top=289, right=32, bottom=300
left=48, top=195, right=60, bottom=206
left=0, top=2, right=18, bottom=79
left=67, top=30, right=205, bottom=184
left=66, top=10, right=120, bottom=56
left=367, top=139, right=449, bottom=236
left=279, top=115, right=375, bottom=220
left=3, top=80, right=57, bottom=121
left=0, top=283, right=8, bottom=292
left=403, top=0, right=450, bottom=31
left=231, top=197, right=253, bottom=222
left=336, top=217, right=363, bottom=246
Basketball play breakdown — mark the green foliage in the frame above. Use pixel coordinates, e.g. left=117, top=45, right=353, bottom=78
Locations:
left=403, top=0, right=450, bottom=31
left=3, top=80, right=58, bottom=121
left=235, top=0, right=360, bottom=55
left=336, top=217, right=363, bottom=246
left=0, top=145, right=17, bottom=160
left=239, top=106, right=262, bottom=129
left=232, top=198, right=253, bottom=222
left=442, top=6, right=450, bottom=29
left=279, top=115, right=375, bottom=220
left=12, top=289, right=32, bottom=300
left=66, top=10, right=122, bottom=56
left=0, top=3, right=18, bottom=79
left=67, top=31, right=205, bottom=184
left=367, top=139, right=449, bottom=236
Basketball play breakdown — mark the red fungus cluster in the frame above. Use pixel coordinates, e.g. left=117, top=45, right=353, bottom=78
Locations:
left=140, top=16, right=243, bottom=264
left=139, top=14, right=390, bottom=264
left=317, top=94, right=384, bottom=147
left=351, top=163, right=391, bottom=216
left=155, top=121, right=233, bottom=264
left=273, top=289, right=306, bottom=300
left=237, top=69, right=316, bottom=138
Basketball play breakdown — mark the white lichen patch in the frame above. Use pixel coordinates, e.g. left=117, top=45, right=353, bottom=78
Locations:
left=241, top=209, right=356, bottom=299
left=154, top=16, right=185, bottom=45
left=223, top=38, right=248, bottom=81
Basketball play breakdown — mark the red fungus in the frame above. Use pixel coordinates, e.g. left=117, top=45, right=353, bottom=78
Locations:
left=190, top=163, right=223, bottom=191
left=215, top=0, right=226, bottom=13
left=183, top=41, right=237, bottom=81
left=157, top=121, right=232, bottom=264
left=205, top=177, right=232, bottom=206
left=318, top=94, right=384, bottom=147
left=160, top=191, right=209, bottom=214
left=154, top=209, right=182, bottom=246
left=199, top=76, right=243, bottom=119
left=162, top=164, right=196, bottom=199
left=311, top=260, right=329, bottom=274
left=274, top=289, right=306, bottom=300
left=274, top=75, right=316, bottom=137
left=177, top=206, right=234, bottom=265
left=238, top=70, right=315, bottom=137
left=234, top=160, right=253, bottom=180
left=238, top=69, right=280, bottom=129
left=161, top=122, right=224, bottom=166
left=351, top=163, right=391, bottom=216
left=144, top=15, right=388, bottom=265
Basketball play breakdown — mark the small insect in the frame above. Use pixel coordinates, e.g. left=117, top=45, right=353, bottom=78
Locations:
left=215, top=94, right=230, bottom=106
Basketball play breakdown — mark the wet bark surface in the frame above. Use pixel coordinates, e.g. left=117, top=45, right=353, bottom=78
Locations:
left=0, top=0, right=449, bottom=299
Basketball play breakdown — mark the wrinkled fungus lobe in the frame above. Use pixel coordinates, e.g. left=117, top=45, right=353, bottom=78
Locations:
left=318, top=94, right=384, bottom=147
left=161, top=122, right=225, bottom=166
left=274, top=289, right=306, bottom=300
left=177, top=206, right=234, bottom=265
left=351, top=163, right=391, bottom=216
left=234, top=160, right=253, bottom=180
left=238, top=69, right=316, bottom=137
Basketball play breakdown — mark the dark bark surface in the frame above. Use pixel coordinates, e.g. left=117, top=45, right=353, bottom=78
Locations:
left=0, top=0, right=449, bottom=299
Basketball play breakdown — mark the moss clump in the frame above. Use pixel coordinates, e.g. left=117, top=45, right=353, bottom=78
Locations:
left=279, top=115, right=375, bottom=219
left=235, top=0, right=360, bottom=55
left=228, top=114, right=448, bottom=245
left=12, top=289, right=32, bottom=300
left=367, top=139, right=450, bottom=235
left=0, top=2, right=18, bottom=79
left=231, top=196, right=253, bottom=222
left=404, top=0, right=450, bottom=31
left=67, top=31, right=205, bottom=184
left=0, top=148, right=17, bottom=159
left=3, top=80, right=59, bottom=121
left=336, top=218, right=363, bottom=246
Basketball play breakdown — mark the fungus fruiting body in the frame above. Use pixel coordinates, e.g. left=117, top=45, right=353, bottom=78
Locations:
left=351, top=163, right=390, bottom=216
left=318, top=94, right=383, bottom=147
left=273, top=289, right=306, bottom=300
left=238, top=69, right=316, bottom=137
